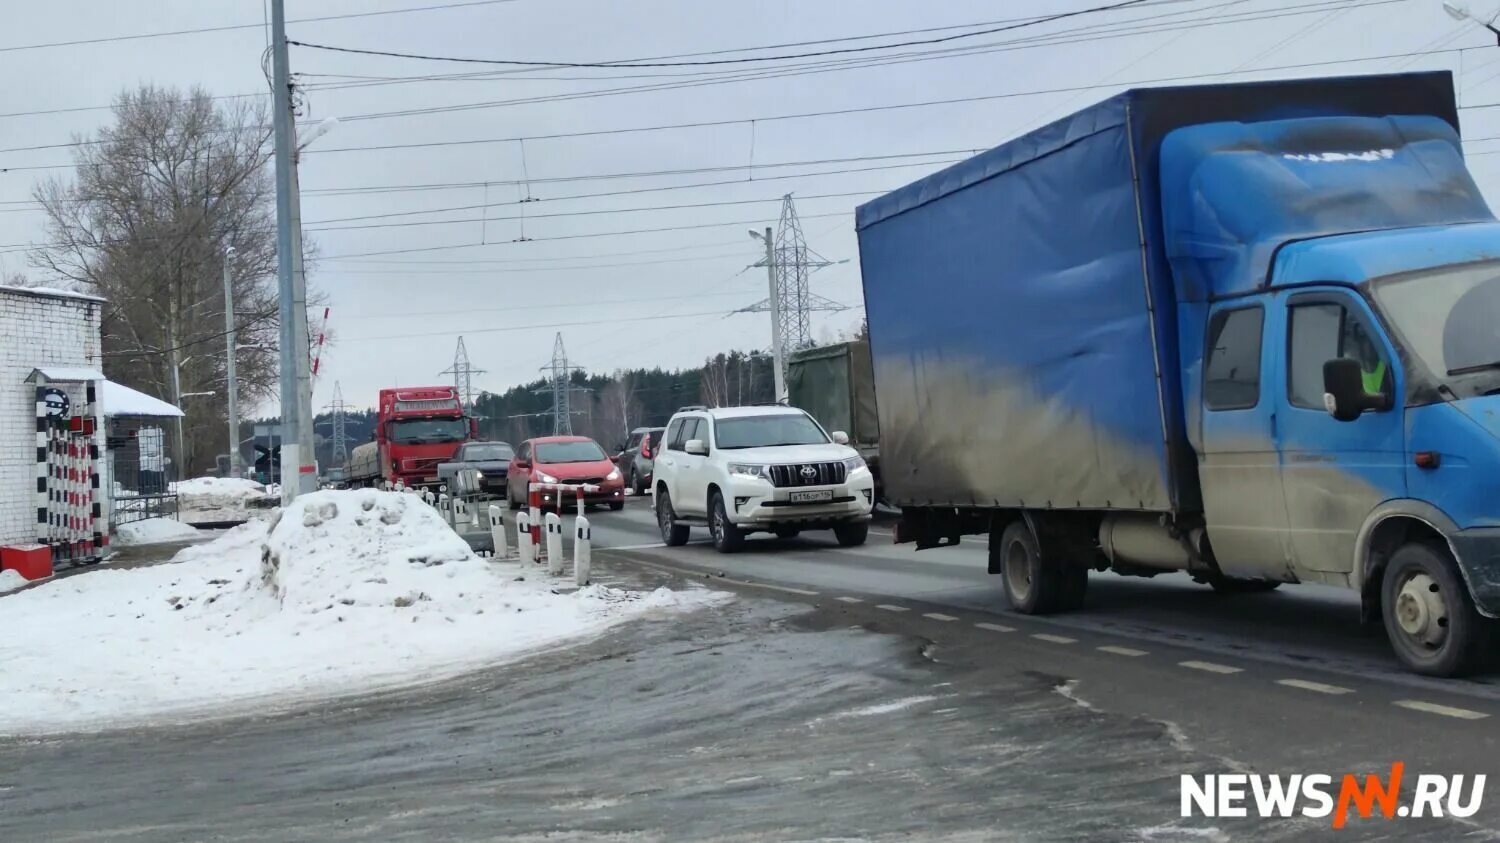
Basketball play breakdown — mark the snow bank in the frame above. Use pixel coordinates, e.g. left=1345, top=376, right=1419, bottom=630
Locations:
left=0, top=489, right=727, bottom=735
left=114, top=518, right=202, bottom=546
left=0, top=569, right=31, bottom=594
left=174, top=476, right=277, bottom=524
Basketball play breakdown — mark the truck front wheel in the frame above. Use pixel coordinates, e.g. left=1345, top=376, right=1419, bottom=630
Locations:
left=1382, top=541, right=1491, bottom=676
left=997, top=521, right=1063, bottom=615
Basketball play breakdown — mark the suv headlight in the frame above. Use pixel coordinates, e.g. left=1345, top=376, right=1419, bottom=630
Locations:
left=842, top=455, right=867, bottom=472
left=729, top=463, right=770, bottom=481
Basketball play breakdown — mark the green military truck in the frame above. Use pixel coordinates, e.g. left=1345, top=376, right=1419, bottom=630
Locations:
left=787, top=339, right=882, bottom=502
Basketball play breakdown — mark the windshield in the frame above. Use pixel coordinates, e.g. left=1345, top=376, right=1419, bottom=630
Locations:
left=714, top=413, right=828, bottom=449
left=1372, top=260, right=1500, bottom=397
left=464, top=443, right=513, bottom=461
left=389, top=418, right=468, bottom=444
left=535, top=440, right=607, bottom=463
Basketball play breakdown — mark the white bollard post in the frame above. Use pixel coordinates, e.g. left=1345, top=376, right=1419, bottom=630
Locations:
left=574, top=513, right=591, bottom=586
left=516, top=508, right=533, bottom=564
left=545, top=512, right=564, bottom=576
left=395, top=480, right=406, bottom=493
left=438, top=493, right=453, bottom=528
left=422, top=489, right=434, bottom=506
left=489, top=504, right=508, bottom=559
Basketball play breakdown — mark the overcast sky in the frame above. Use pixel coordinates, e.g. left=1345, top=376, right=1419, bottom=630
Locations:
left=2, top=0, right=1496, bottom=410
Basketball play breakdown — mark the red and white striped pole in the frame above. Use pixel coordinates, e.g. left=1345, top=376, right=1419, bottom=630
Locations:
left=527, top=483, right=542, bottom=560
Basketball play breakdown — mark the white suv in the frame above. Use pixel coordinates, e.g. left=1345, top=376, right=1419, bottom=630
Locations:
left=652, top=405, right=876, bottom=553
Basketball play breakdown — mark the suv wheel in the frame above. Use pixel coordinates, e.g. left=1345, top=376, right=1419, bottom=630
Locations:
left=710, top=491, right=744, bottom=553
left=656, top=488, right=690, bottom=547
left=833, top=521, right=868, bottom=547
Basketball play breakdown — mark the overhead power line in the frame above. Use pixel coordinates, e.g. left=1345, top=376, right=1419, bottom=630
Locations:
left=0, top=0, right=525, bottom=55
left=287, top=0, right=1161, bottom=69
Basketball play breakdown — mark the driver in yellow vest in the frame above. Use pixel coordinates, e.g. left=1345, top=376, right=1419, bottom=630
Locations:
left=1349, top=321, right=1388, bottom=396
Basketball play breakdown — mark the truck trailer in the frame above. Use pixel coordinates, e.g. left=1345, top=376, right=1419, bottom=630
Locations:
left=346, top=386, right=475, bottom=490
left=857, top=71, right=1500, bottom=676
left=787, top=339, right=882, bottom=500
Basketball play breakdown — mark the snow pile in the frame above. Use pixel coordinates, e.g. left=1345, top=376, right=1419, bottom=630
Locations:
left=0, top=569, right=32, bottom=594
left=174, top=476, right=277, bottom=524
left=0, top=489, right=727, bottom=735
left=114, top=518, right=202, bottom=546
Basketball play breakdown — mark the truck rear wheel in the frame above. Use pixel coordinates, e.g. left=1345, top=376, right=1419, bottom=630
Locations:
left=1382, top=542, right=1491, bottom=677
left=997, top=521, right=1063, bottom=615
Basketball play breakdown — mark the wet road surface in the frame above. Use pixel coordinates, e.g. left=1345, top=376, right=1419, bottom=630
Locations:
left=4, top=500, right=1499, bottom=840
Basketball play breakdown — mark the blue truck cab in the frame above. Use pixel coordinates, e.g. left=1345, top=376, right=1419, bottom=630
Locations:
left=857, top=72, right=1500, bottom=675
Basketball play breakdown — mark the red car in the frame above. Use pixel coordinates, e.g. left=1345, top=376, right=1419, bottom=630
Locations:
left=506, top=435, right=626, bottom=511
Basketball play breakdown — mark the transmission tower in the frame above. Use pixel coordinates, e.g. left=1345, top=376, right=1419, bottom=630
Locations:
left=736, top=195, right=846, bottom=387
left=324, top=381, right=350, bottom=467
left=440, top=336, right=486, bottom=410
left=540, top=333, right=585, bottom=435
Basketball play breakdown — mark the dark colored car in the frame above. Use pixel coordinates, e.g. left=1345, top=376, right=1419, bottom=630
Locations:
left=615, top=426, right=666, bottom=495
left=507, top=436, right=626, bottom=511
left=436, top=441, right=514, bottom=495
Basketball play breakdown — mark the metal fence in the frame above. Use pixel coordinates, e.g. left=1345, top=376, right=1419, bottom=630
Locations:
left=106, top=416, right=178, bottom=526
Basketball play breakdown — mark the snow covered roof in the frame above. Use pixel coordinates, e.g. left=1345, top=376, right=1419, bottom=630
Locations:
left=28, top=366, right=105, bottom=383
left=0, top=284, right=104, bottom=303
left=102, top=380, right=183, bottom=418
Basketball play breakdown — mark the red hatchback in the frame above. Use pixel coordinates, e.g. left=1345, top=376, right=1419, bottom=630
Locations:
left=506, top=436, right=625, bottom=511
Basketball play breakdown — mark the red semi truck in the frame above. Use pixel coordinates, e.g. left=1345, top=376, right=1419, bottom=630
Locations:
left=346, top=386, right=476, bottom=489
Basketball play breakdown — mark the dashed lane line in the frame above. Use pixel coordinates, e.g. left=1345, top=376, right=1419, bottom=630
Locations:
left=875, top=604, right=910, bottom=613
left=922, top=612, right=959, bottom=622
left=1097, top=645, right=1148, bottom=657
left=1276, top=678, right=1353, bottom=695
left=1032, top=633, right=1077, bottom=645
left=1394, top=700, right=1489, bottom=720
left=835, top=596, right=863, bottom=604
left=974, top=622, right=1016, bottom=633
left=1180, top=660, right=1244, bottom=675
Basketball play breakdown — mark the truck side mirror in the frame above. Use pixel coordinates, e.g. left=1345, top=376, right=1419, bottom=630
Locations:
left=1322, top=358, right=1386, bottom=422
left=831, top=430, right=850, bottom=445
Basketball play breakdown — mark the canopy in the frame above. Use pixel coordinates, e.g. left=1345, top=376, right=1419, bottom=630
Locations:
left=101, top=380, right=183, bottom=418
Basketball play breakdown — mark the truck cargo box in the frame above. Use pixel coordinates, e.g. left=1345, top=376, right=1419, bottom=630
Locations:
left=787, top=339, right=879, bottom=447
left=855, top=72, right=1457, bottom=513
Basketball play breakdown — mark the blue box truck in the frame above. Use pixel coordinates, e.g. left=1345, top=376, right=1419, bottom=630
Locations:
left=856, top=71, right=1500, bottom=676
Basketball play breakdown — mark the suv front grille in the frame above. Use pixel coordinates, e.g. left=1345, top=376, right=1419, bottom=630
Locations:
left=769, top=462, right=846, bottom=488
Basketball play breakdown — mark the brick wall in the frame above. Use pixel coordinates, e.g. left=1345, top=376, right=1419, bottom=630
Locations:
left=0, top=288, right=103, bottom=546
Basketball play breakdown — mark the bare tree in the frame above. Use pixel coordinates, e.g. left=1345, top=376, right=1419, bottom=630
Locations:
left=700, top=354, right=731, bottom=407
left=596, top=372, right=640, bottom=449
left=30, top=85, right=289, bottom=477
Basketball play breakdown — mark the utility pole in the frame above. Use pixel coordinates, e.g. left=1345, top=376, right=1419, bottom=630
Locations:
left=270, top=0, right=315, bottom=500
left=757, top=227, right=785, bottom=401
left=223, top=247, right=242, bottom=478
left=169, top=338, right=186, bottom=484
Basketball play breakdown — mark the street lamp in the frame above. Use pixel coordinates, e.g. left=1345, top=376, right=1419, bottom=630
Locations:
left=748, top=228, right=786, bottom=401
left=1445, top=1, right=1500, bottom=45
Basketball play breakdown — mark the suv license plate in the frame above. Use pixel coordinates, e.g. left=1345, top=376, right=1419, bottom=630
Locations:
left=789, top=490, right=833, bottom=503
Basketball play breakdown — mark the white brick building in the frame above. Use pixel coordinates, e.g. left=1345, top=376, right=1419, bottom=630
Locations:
left=0, top=285, right=106, bottom=555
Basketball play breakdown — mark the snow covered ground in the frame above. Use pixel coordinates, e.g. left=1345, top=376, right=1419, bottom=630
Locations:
left=0, top=489, right=727, bottom=735
left=0, top=569, right=32, bottom=594
left=113, top=517, right=204, bottom=546
left=173, top=476, right=278, bottom=524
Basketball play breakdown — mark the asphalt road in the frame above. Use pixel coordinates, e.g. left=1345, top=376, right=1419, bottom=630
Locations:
left=5, top=497, right=1500, bottom=840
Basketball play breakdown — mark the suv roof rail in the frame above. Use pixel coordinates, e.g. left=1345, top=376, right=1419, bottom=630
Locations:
left=676, top=404, right=708, bottom=412
left=752, top=399, right=792, bottom=407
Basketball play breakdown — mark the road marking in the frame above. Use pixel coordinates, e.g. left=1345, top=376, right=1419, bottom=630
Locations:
left=1097, top=645, right=1148, bottom=657
left=1394, top=700, right=1489, bottom=720
left=604, top=542, right=668, bottom=551
left=742, top=582, right=819, bottom=596
left=1276, top=678, right=1353, bottom=695
left=922, top=612, right=958, bottom=622
left=875, top=604, right=910, bottom=613
left=1032, top=633, right=1077, bottom=644
left=974, top=622, right=1015, bottom=633
left=835, top=596, right=863, bottom=604
left=1179, top=660, right=1243, bottom=675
